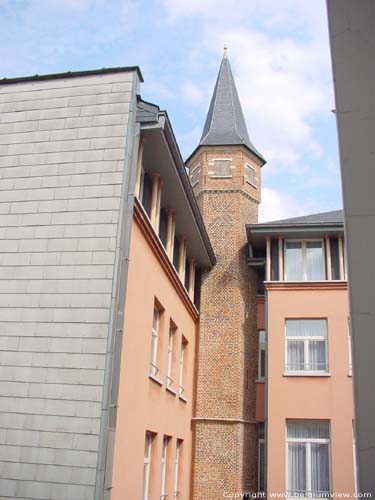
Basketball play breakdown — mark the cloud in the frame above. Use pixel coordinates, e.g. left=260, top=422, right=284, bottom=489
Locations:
left=181, top=81, right=205, bottom=105
left=259, top=187, right=313, bottom=222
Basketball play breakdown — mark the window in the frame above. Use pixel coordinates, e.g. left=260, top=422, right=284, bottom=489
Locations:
left=161, top=436, right=170, bottom=499
left=286, top=320, right=328, bottom=373
left=213, top=159, right=230, bottom=177
left=174, top=439, right=182, bottom=498
left=173, top=236, right=180, bottom=271
left=284, top=240, right=325, bottom=281
left=287, top=420, right=330, bottom=498
left=258, top=330, right=266, bottom=380
left=143, top=432, right=154, bottom=500
left=140, top=170, right=153, bottom=217
left=245, top=163, right=256, bottom=186
left=178, top=339, right=187, bottom=397
left=159, top=209, right=168, bottom=248
left=150, top=307, right=160, bottom=376
left=167, top=325, right=176, bottom=388
left=190, top=164, right=200, bottom=186
left=258, top=423, right=265, bottom=493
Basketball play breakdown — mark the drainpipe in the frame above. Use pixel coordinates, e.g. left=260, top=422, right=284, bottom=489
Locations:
left=94, top=75, right=140, bottom=500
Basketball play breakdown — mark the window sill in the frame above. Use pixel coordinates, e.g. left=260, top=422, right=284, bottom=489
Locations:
left=283, top=372, right=331, bottom=377
left=166, top=385, right=177, bottom=396
left=210, top=175, right=232, bottom=179
left=348, top=372, right=353, bottom=377
left=179, top=394, right=188, bottom=404
left=149, top=373, right=163, bottom=386
left=256, top=378, right=265, bottom=383
left=245, top=179, right=257, bottom=189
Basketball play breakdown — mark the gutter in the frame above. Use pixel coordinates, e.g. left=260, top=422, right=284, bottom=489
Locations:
left=94, top=74, right=140, bottom=500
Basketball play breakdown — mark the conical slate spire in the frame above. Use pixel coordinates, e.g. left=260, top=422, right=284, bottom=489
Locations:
left=199, top=47, right=264, bottom=161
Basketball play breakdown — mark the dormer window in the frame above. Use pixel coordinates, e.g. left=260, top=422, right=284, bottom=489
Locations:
left=245, top=163, right=256, bottom=186
left=213, top=159, right=231, bottom=177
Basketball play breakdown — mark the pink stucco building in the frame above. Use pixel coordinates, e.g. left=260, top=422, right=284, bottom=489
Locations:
left=248, top=211, right=356, bottom=497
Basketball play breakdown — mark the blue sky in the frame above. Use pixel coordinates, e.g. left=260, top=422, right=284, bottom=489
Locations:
left=0, top=0, right=342, bottom=221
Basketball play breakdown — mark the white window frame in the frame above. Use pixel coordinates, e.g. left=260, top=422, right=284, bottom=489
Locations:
left=174, top=439, right=181, bottom=498
left=143, top=432, right=153, bottom=500
left=285, top=320, right=328, bottom=374
left=211, top=159, right=232, bottom=178
left=160, top=436, right=169, bottom=499
left=258, top=330, right=266, bottom=380
left=245, top=163, right=256, bottom=187
left=284, top=238, right=326, bottom=281
left=178, top=341, right=186, bottom=397
left=258, top=437, right=265, bottom=493
left=190, top=164, right=200, bottom=187
left=150, top=307, right=160, bottom=376
left=166, top=326, right=175, bottom=387
left=286, top=422, right=331, bottom=499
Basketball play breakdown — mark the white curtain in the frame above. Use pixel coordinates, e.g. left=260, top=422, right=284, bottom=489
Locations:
left=306, top=241, right=325, bottom=280
left=286, top=320, right=327, bottom=371
left=286, top=319, right=327, bottom=338
left=309, top=340, right=327, bottom=371
left=287, top=340, right=304, bottom=370
left=287, top=421, right=330, bottom=496
left=287, top=420, right=329, bottom=440
left=288, top=443, right=306, bottom=495
left=311, top=443, right=330, bottom=496
left=285, top=242, right=303, bottom=280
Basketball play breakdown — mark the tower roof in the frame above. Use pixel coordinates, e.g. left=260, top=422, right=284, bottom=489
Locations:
left=197, top=48, right=265, bottom=162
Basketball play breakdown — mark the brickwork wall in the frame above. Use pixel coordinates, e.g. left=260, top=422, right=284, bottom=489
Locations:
left=188, top=146, right=261, bottom=499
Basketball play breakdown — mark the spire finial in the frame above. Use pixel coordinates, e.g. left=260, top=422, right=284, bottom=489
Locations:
left=223, top=43, right=228, bottom=58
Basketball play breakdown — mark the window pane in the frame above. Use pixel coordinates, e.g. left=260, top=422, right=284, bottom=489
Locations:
left=245, top=164, right=256, bottom=184
left=288, top=443, right=306, bottom=495
left=311, top=443, right=330, bottom=495
left=286, top=319, right=327, bottom=338
left=287, top=340, right=304, bottom=371
left=153, top=308, right=159, bottom=330
left=260, top=350, right=266, bottom=378
left=214, top=160, right=230, bottom=176
left=306, top=241, right=325, bottom=280
left=309, top=341, right=327, bottom=371
left=287, top=420, right=329, bottom=440
left=285, top=242, right=303, bottom=280
left=259, top=441, right=265, bottom=492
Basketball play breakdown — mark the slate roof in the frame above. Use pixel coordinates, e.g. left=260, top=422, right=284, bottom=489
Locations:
left=198, top=51, right=265, bottom=162
left=254, top=209, right=344, bottom=227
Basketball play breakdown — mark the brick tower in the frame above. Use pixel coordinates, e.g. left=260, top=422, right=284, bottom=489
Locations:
left=186, top=47, right=266, bottom=499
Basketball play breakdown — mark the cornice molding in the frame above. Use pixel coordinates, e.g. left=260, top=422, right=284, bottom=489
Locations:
left=195, top=188, right=259, bottom=204
left=133, top=198, right=199, bottom=321
left=265, top=280, right=348, bottom=291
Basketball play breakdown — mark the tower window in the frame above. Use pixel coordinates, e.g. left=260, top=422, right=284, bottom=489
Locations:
left=213, top=159, right=231, bottom=177
left=245, top=163, right=256, bottom=186
left=190, top=164, right=200, bottom=186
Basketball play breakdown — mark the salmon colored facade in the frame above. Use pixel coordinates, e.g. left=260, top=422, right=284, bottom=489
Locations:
left=111, top=202, right=198, bottom=500
left=249, top=219, right=356, bottom=499
left=266, top=282, right=355, bottom=496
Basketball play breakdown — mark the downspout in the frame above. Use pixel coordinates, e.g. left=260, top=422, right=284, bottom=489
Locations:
left=94, top=74, right=140, bottom=500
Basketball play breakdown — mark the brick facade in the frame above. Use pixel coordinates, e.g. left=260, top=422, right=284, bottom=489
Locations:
left=187, top=146, right=262, bottom=499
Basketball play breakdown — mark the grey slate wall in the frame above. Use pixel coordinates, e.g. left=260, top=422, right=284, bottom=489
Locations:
left=0, top=71, right=139, bottom=500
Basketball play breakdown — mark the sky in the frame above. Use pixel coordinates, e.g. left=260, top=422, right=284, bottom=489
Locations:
left=0, top=0, right=342, bottom=221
